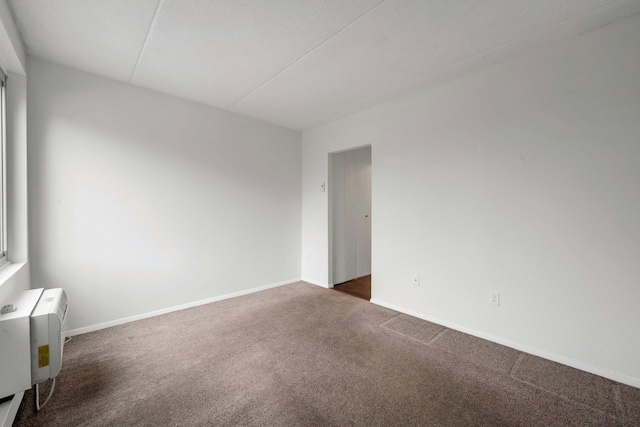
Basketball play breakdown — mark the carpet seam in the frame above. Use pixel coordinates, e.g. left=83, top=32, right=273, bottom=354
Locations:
left=512, top=376, right=618, bottom=421
left=378, top=313, right=402, bottom=327
left=379, top=314, right=448, bottom=347
left=379, top=322, right=443, bottom=347
left=612, top=383, right=625, bottom=420
left=383, top=319, right=518, bottom=375
left=426, top=328, right=449, bottom=346
left=510, top=352, right=526, bottom=378
left=509, top=356, right=619, bottom=422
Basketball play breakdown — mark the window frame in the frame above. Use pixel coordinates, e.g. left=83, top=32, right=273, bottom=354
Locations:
left=0, top=71, right=7, bottom=267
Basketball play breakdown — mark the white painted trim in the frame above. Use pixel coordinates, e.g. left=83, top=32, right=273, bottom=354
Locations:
left=370, top=298, right=640, bottom=389
left=302, top=277, right=332, bottom=288
left=0, top=262, right=25, bottom=287
left=67, top=278, right=301, bottom=336
left=0, top=390, right=23, bottom=427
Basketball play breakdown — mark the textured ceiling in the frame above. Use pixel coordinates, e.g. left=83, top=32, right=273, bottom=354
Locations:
left=7, top=0, right=640, bottom=130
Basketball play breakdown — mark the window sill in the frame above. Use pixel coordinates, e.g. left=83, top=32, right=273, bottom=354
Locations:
left=0, top=261, right=27, bottom=287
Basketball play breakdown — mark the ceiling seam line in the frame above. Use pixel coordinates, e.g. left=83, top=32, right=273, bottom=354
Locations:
left=225, top=0, right=387, bottom=111
left=129, top=0, right=165, bottom=83
left=305, top=0, right=630, bottom=128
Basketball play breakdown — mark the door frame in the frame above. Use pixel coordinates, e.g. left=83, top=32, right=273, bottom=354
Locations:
left=328, top=144, right=372, bottom=288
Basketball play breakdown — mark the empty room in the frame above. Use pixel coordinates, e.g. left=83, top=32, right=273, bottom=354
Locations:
left=0, top=1, right=639, bottom=426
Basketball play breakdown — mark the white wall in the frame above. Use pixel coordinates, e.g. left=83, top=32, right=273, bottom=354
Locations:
left=302, top=14, right=640, bottom=385
left=27, top=57, right=302, bottom=332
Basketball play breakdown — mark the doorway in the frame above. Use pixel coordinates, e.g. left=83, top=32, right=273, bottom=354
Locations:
left=329, top=146, right=371, bottom=300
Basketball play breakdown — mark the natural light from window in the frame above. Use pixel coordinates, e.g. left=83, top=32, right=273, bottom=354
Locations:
left=0, top=72, right=7, bottom=267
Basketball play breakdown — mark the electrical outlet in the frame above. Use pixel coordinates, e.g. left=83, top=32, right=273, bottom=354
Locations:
left=489, top=292, right=500, bottom=306
left=412, top=275, right=420, bottom=287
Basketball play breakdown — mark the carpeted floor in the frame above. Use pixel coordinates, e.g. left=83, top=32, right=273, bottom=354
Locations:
left=14, top=282, right=640, bottom=426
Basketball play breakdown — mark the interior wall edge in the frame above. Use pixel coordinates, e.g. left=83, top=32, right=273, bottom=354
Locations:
left=301, top=278, right=332, bottom=289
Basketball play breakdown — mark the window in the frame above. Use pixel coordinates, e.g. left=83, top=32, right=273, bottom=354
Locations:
left=0, top=72, right=6, bottom=267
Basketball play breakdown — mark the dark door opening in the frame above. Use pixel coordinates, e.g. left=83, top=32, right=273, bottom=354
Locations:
left=333, top=275, right=371, bottom=301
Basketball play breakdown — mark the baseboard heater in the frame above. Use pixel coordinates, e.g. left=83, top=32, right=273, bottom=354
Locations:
left=0, top=288, right=68, bottom=410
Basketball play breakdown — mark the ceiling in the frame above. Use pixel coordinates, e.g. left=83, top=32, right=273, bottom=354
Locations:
left=7, top=0, right=640, bottom=130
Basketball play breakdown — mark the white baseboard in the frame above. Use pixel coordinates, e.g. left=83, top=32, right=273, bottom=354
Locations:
left=301, top=277, right=332, bottom=288
left=67, top=278, right=301, bottom=337
left=370, top=298, right=640, bottom=389
left=0, top=391, right=23, bottom=427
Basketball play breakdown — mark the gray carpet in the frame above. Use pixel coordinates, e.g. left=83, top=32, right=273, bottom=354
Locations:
left=13, top=282, right=640, bottom=426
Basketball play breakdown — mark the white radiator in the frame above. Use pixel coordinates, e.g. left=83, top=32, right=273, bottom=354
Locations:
left=31, top=288, right=68, bottom=384
left=0, top=288, right=68, bottom=400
